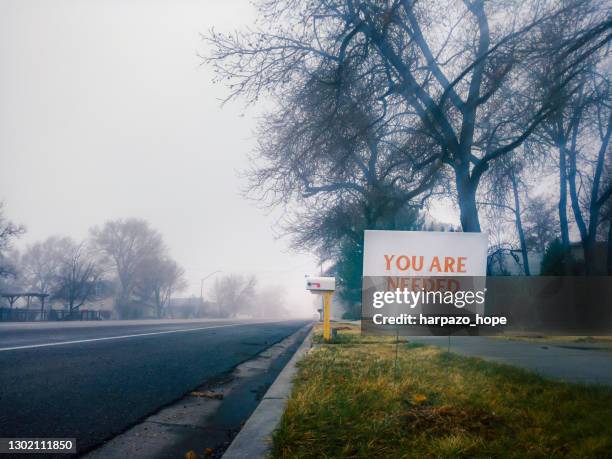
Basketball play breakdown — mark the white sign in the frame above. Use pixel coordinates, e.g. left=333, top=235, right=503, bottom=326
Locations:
left=363, top=230, right=488, bottom=277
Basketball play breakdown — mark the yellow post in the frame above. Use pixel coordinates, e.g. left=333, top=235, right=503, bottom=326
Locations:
left=323, top=291, right=333, bottom=341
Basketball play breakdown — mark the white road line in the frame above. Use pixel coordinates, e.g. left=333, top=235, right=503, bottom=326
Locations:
left=0, top=321, right=276, bottom=352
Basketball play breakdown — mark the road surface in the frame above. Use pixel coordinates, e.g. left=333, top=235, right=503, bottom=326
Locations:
left=0, top=318, right=310, bottom=454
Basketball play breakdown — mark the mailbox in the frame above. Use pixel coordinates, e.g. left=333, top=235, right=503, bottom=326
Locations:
left=306, top=276, right=335, bottom=292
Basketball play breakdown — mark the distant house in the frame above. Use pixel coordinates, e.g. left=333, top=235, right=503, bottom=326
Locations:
left=421, top=216, right=460, bottom=233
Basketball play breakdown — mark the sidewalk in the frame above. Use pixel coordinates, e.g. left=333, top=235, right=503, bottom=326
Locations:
left=409, top=336, right=612, bottom=385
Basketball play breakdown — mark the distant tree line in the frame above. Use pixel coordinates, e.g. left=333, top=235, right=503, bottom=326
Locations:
left=0, top=206, right=291, bottom=319
left=207, top=0, right=612, bottom=316
left=0, top=210, right=186, bottom=318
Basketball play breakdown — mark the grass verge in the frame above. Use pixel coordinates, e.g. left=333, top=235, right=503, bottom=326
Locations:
left=272, top=324, right=612, bottom=458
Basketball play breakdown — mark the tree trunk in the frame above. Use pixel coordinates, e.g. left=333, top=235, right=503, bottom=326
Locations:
left=568, top=149, right=594, bottom=275
left=511, top=173, right=530, bottom=275
left=456, top=173, right=481, bottom=232
left=582, top=201, right=601, bottom=276
left=558, top=144, right=571, bottom=251
left=583, top=113, right=611, bottom=275
left=582, top=237, right=595, bottom=276
left=608, top=220, right=612, bottom=275
left=155, top=290, right=162, bottom=319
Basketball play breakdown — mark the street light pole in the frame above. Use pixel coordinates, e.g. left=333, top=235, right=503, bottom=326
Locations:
left=200, top=270, right=222, bottom=300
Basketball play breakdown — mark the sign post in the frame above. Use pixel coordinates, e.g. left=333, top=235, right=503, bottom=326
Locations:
left=306, top=276, right=336, bottom=341
left=322, top=291, right=333, bottom=341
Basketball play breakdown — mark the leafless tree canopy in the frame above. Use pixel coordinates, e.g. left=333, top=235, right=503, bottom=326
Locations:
left=134, top=257, right=187, bottom=318
left=206, top=0, right=612, bottom=278
left=211, top=274, right=257, bottom=318
left=90, top=218, right=187, bottom=317
left=91, top=218, right=165, bottom=304
left=208, top=0, right=611, bottom=234
left=21, top=236, right=74, bottom=295
left=54, top=241, right=101, bottom=313
left=0, top=203, right=25, bottom=279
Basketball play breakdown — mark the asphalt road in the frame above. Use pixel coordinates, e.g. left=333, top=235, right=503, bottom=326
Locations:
left=0, top=318, right=310, bottom=454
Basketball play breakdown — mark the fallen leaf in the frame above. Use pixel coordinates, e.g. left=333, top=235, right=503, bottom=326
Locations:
left=185, top=450, right=198, bottom=459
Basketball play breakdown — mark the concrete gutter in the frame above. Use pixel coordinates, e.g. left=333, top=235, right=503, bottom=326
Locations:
left=222, top=325, right=314, bottom=459
left=84, top=323, right=312, bottom=459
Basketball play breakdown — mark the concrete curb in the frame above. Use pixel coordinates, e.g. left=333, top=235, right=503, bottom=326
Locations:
left=222, top=324, right=314, bottom=459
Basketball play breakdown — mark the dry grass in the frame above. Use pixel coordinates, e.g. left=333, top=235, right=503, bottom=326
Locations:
left=272, top=324, right=612, bottom=458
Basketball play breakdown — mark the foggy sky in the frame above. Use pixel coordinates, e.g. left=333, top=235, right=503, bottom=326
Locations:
left=0, top=0, right=321, bottom=316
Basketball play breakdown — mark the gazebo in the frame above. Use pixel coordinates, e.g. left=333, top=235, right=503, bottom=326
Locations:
left=1, top=292, right=50, bottom=317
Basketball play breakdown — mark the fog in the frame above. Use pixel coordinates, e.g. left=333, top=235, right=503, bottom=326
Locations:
left=0, top=0, right=320, bottom=317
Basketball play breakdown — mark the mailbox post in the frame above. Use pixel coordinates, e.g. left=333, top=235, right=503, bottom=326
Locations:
left=306, top=276, right=336, bottom=341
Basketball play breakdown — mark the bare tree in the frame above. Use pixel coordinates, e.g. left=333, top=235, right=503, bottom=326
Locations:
left=252, top=285, right=289, bottom=318
left=211, top=274, right=257, bottom=318
left=480, top=156, right=532, bottom=274
left=247, top=66, right=442, bottom=223
left=602, top=196, right=612, bottom=274
left=566, top=83, right=612, bottom=274
left=91, top=218, right=165, bottom=315
left=248, top=70, right=435, bottom=259
left=523, top=195, right=559, bottom=255
left=207, top=0, right=611, bottom=232
left=21, top=236, right=73, bottom=296
left=134, top=257, right=187, bottom=318
left=0, top=202, right=25, bottom=280
left=536, top=45, right=611, bottom=275
left=55, top=241, right=101, bottom=314
left=531, top=3, right=611, bottom=258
